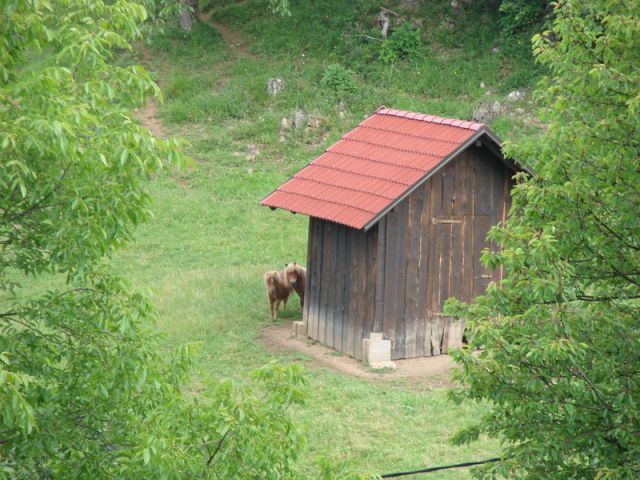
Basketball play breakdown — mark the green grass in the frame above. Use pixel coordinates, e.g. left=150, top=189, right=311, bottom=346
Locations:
left=108, top=2, right=547, bottom=477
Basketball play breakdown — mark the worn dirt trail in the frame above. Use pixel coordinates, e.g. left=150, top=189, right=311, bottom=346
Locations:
left=134, top=100, right=166, bottom=138
left=262, top=322, right=458, bottom=388
left=198, top=11, right=255, bottom=57
left=134, top=12, right=254, bottom=137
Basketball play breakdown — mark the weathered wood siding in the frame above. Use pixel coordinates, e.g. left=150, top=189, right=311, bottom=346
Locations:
left=304, top=218, right=378, bottom=359
left=304, top=145, right=514, bottom=359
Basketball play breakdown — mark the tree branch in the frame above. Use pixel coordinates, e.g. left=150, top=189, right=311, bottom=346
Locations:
left=206, top=429, right=231, bottom=467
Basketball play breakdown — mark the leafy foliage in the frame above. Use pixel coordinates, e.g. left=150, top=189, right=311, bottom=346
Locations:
left=320, top=64, right=358, bottom=95
left=269, top=0, right=291, bottom=16
left=498, top=0, right=549, bottom=33
left=379, top=22, right=422, bottom=63
left=447, top=0, right=640, bottom=478
left=0, top=1, right=308, bottom=478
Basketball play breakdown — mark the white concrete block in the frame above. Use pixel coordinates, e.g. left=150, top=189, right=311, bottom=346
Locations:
left=362, top=332, right=395, bottom=369
left=291, top=321, right=307, bottom=337
left=367, top=339, right=391, bottom=363
left=369, top=332, right=384, bottom=342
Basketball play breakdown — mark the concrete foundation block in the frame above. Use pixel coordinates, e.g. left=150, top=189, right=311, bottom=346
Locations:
left=291, top=321, right=307, bottom=338
left=369, top=332, right=384, bottom=342
left=362, top=332, right=396, bottom=369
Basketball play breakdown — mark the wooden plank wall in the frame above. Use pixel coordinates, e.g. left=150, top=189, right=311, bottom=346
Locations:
left=304, top=217, right=378, bottom=358
left=304, top=144, right=515, bottom=360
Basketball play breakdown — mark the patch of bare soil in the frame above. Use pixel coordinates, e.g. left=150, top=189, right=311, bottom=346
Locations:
left=198, top=11, right=255, bottom=57
left=133, top=100, right=166, bottom=138
left=261, top=322, right=458, bottom=388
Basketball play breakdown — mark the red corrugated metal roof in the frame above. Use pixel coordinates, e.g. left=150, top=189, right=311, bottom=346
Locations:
left=261, top=107, right=496, bottom=230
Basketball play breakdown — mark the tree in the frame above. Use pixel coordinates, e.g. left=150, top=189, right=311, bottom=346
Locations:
left=179, top=0, right=198, bottom=33
left=447, top=1, right=640, bottom=478
left=0, top=1, right=307, bottom=478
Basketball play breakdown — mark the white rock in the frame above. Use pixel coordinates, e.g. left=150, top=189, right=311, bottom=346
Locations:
left=246, top=143, right=259, bottom=161
left=293, top=109, right=307, bottom=130
left=507, top=90, right=525, bottom=102
left=472, top=101, right=505, bottom=123
left=266, top=77, right=284, bottom=96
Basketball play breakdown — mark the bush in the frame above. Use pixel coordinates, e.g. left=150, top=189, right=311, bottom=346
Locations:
left=379, top=22, right=421, bottom=63
left=320, top=64, right=358, bottom=95
left=498, top=0, right=548, bottom=33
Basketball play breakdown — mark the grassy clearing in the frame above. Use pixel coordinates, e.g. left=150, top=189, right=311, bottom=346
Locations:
left=111, top=1, right=545, bottom=476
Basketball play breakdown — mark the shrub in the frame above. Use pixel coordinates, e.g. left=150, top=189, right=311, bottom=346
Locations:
left=379, top=22, right=421, bottom=63
left=320, top=64, right=358, bottom=94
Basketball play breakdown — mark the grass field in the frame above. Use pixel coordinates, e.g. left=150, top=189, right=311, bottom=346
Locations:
left=111, top=2, right=543, bottom=477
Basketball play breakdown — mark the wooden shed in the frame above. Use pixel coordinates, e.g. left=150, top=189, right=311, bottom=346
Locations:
left=262, top=107, right=520, bottom=360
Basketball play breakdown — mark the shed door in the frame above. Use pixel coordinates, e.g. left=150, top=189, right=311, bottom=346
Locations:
left=425, top=218, right=460, bottom=355
left=472, top=215, right=494, bottom=297
left=426, top=214, right=493, bottom=354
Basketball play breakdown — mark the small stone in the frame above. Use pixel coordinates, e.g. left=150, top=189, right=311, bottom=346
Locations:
left=472, top=101, right=505, bottom=123
left=266, top=77, right=284, bottom=96
left=279, top=135, right=286, bottom=143
left=492, top=46, right=500, bottom=54
left=507, top=90, right=525, bottom=102
left=246, top=143, right=259, bottom=161
left=338, top=111, right=346, bottom=120
left=280, top=117, right=290, bottom=130
left=307, top=109, right=326, bottom=129
left=293, top=109, right=307, bottom=130
left=480, top=82, right=486, bottom=89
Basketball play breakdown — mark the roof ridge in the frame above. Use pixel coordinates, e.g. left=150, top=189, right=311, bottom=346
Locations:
left=376, top=107, right=485, bottom=131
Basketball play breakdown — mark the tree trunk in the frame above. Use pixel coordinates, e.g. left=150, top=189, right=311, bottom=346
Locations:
left=379, top=10, right=390, bottom=39
left=179, top=0, right=198, bottom=33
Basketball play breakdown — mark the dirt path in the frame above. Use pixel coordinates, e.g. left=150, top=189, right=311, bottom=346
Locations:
left=134, top=12, right=253, bottom=137
left=261, top=322, right=458, bottom=388
left=133, top=100, right=166, bottom=138
left=198, top=11, right=255, bottom=57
